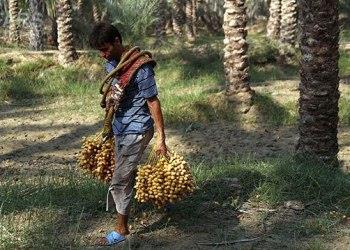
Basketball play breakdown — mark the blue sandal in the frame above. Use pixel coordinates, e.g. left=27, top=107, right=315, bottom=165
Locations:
left=105, top=231, right=126, bottom=246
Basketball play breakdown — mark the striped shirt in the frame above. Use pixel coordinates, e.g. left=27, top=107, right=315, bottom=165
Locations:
left=105, top=60, right=157, bottom=136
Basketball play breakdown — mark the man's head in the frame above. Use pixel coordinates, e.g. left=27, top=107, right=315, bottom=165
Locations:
left=89, top=22, right=124, bottom=61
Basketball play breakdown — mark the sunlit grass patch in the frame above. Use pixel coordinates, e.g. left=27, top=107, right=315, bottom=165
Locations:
left=254, top=158, right=350, bottom=210
left=340, top=27, right=350, bottom=43
left=171, top=156, right=350, bottom=222
left=339, top=93, right=350, bottom=125
left=339, top=49, right=350, bottom=76
left=0, top=53, right=103, bottom=102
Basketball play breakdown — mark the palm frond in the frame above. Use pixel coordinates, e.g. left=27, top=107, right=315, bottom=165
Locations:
left=103, top=0, right=158, bottom=42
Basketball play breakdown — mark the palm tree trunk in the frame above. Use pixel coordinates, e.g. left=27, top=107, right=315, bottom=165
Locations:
left=29, top=0, right=44, bottom=50
left=296, top=0, right=340, bottom=165
left=172, top=0, right=184, bottom=36
left=280, top=0, right=297, bottom=46
left=77, top=0, right=84, bottom=18
left=0, top=1, right=6, bottom=26
left=155, top=0, right=167, bottom=46
left=266, top=0, right=281, bottom=39
left=223, top=0, right=253, bottom=112
left=92, top=0, right=101, bottom=23
left=192, top=0, right=198, bottom=36
left=9, top=0, right=20, bottom=43
left=165, top=7, right=174, bottom=35
left=198, top=0, right=222, bottom=34
left=56, top=0, right=78, bottom=65
left=185, top=0, right=195, bottom=42
left=48, top=17, right=58, bottom=47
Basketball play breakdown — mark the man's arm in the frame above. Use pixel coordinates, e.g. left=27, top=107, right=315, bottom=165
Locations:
left=147, top=96, right=168, bottom=156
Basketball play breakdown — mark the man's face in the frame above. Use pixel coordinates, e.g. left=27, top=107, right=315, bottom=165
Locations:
left=98, top=38, right=123, bottom=61
left=98, top=43, right=114, bottom=61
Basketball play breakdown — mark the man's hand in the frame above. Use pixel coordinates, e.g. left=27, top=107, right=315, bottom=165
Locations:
left=155, top=138, right=168, bottom=158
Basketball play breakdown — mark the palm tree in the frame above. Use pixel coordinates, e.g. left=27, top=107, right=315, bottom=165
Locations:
left=246, top=0, right=269, bottom=23
left=223, top=0, right=253, bottom=112
left=43, top=0, right=58, bottom=47
left=76, top=0, right=84, bottom=17
left=92, top=0, right=100, bottom=23
left=56, top=0, right=78, bottom=65
left=192, top=0, right=198, bottom=36
left=77, top=0, right=83, bottom=12
left=103, top=0, right=158, bottom=43
left=280, top=0, right=297, bottom=46
left=266, top=0, right=281, bottom=39
left=154, top=0, right=167, bottom=46
left=197, top=0, right=222, bottom=34
left=9, top=0, right=20, bottom=43
left=185, top=0, right=195, bottom=41
left=172, top=0, right=184, bottom=36
left=0, top=0, right=7, bottom=27
left=29, top=0, right=44, bottom=50
left=165, top=3, right=174, bottom=34
left=296, top=0, right=340, bottom=165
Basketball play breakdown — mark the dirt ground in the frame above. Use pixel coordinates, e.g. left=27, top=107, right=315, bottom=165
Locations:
left=1, top=82, right=349, bottom=249
left=0, top=47, right=349, bottom=249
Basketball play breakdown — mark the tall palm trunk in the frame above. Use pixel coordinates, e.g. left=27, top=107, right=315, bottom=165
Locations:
left=198, top=0, right=222, bottom=34
left=172, top=0, right=184, bottom=36
left=280, top=0, right=297, bottom=46
left=48, top=17, right=58, bottom=47
left=9, top=0, right=20, bottom=43
left=0, top=1, right=6, bottom=26
left=266, top=0, right=281, bottom=39
left=165, top=5, right=174, bottom=34
left=297, top=0, right=340, bottom=165
left=77, top=0, right=83, bottom=13
left=155, top=0, right=167, bottom=46
left=77, top=0, right=84, bottom=18
left=29, top=0, right=44, bottom=50
left=192, top=0, right=198, bottom=36
left=92, top=0, right=101, bottom=23
left=56, top=0, right=78, bottom=65
left=223, top=0, right=253, bottom=111
left=185, top=0, right=195, bottom=42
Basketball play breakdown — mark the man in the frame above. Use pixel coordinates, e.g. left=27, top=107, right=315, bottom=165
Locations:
left=89, top=22, right=168, bottom=246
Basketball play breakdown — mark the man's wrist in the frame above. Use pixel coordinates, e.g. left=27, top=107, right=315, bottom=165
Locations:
left=157, top=133, right=166, bottom=142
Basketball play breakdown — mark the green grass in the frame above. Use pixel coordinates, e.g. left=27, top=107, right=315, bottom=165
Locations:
left=0, top=173, right=107, bottom=248
left=339, top=49, right=350, bottom=77
left=253, top=93, right=298, bottom=126
left=1, top=156, right=349, bottom=248
left=0, top=53, right=103, bottom=102
left=340, top=27, right=350, bottom=43
left=340, top=95, right=350, bottom=125
left=1, top=35, right=350, bottom=126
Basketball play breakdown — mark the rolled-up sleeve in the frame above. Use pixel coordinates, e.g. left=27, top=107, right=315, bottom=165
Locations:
left=136, top=64, right=158, bottom=99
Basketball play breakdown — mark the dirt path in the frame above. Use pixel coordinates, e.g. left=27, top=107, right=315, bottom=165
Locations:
left=1, top=99, right=349, bottom=174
